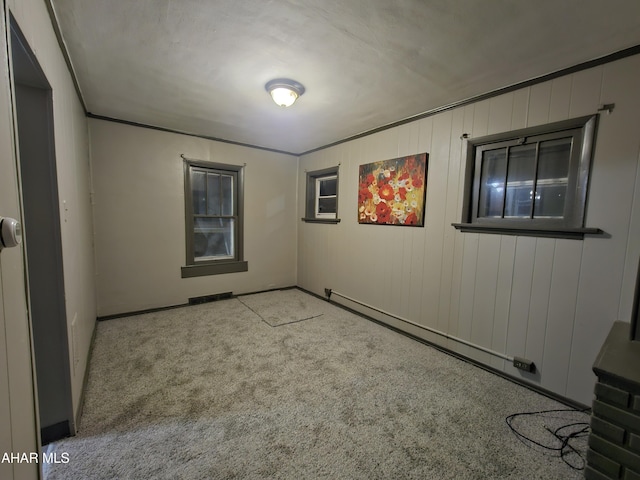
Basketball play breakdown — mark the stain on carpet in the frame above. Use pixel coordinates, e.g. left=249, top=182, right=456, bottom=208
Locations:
left=238, top=289, right=326, bottom=327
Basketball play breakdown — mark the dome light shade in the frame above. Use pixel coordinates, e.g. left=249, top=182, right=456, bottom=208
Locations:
left=265, top=79, right=305, bottom=107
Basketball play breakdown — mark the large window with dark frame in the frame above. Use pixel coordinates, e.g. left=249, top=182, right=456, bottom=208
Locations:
left=181, top=158, right=247, bottom=278
left=454, top=115, right=601, bottom=239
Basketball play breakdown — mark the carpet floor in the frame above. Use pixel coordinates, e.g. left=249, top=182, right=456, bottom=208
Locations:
left=45, top=289, right=589, bottom=479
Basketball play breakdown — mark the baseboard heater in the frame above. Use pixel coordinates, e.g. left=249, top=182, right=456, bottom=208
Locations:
left=330, top=290, right=514, bottom=363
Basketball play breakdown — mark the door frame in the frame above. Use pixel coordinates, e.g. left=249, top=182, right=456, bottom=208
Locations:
left=10, top=14, right=74, bottom=443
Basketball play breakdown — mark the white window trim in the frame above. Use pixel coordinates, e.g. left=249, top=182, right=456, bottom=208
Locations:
left=315, top=174, right=337, bottom=219
left=302, top=166, right=341, bottom=224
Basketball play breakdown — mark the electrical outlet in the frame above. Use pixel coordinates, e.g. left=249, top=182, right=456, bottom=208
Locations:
left=513, top=356, right=535, bottom=373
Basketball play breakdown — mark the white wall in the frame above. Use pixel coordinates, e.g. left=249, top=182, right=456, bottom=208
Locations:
left=90, top=119, right=298, bottom=316
left=298, top=54, right=640, bottom=406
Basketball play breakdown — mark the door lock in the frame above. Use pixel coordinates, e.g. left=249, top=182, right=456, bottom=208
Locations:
left=0, top=217, right=22, bottom=249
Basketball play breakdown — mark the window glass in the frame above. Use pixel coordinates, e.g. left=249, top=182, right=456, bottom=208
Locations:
left=534, top=138, right=571, bottom=218
left=191, top=170, right=206, bottom=215
left=504, top=144, right=536, bottom=218
left=221, top=175, right=233, bottom=216
left=193, top=217, right=234, bottom=260
left=206, top=173, right=220, bottom=215
left=317, top=197, right=337, bottom=215
left=319, top=177, right=337, bottom=197
left=478, top=148, right=506, bottom=218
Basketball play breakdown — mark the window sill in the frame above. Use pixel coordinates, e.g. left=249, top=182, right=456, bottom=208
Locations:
left=181, top=260, right=248, bottom=278
left=451, top=223, right=603, bottom=240
left=301, top=218, right=341, bottom=224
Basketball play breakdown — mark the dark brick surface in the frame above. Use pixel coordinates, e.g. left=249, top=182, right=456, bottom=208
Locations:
left=585, top=464, right=616, bottom=480
left=630, top=434, right=640, bottom=454
left=590, top=323, right=640, bottom=479
left=597, top=383, right=631, bottom=408
left=590, top=434, right=640, bottom=473
left=591, top=416, right=626, bottom=444
left=624, top=468, right=640, bottom=480
left=593, top=400, right=640, bottom=434
left=588, top=447, right=622, bottom=477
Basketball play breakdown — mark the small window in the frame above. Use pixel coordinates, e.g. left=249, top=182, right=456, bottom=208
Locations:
left=303, top=167, right=340, bottom=223
left=181, top=158, right=248, bottom=277
left=454, top=115, right=602, bottom=239
left=315, top=175, right=337, bottom=219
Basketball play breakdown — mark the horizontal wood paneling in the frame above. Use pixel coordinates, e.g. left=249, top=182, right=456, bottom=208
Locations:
left=298, top=54, right=640, bottom=405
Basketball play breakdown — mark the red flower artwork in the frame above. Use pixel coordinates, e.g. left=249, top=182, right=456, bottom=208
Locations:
left=378, top=184, right=395, bottom=201
left=357, top=153, right=428, bottom=226
left=404, top=212, right=418, bottom=225
left=358, top=186, right=372, bottom=204
left=376, top=202, right=391, bottom=223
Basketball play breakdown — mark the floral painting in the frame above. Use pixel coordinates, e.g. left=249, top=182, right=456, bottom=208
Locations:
left=358, top=153, right=428, bottom=226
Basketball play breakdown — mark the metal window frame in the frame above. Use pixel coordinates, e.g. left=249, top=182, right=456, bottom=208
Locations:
left=459, top=115, right=599, bottom=236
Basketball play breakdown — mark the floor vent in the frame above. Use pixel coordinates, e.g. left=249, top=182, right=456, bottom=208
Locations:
left=188, top=292, right=234, bottom=305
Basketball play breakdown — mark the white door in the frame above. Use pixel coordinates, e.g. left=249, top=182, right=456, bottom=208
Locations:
left=0, top=3, right=40, bottom=479
left=0, top=262, right=14, bottom=480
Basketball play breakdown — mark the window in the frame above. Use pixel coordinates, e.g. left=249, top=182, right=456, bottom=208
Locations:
left=454, top=115, right=602, bottom=239
left=315, top=175, right=337, bottom=219
left=302, top=166, right=340, bottom=223
left=181, top=158, right=247, bottom=277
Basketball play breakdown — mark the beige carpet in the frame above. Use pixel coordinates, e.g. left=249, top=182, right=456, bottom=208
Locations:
left=44, top=289, right=588, bottom=479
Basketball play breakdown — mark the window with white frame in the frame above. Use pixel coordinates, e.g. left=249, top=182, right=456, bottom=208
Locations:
left=454, top=115, right=602, bottom=239
left=315, top=174, right=337, bottom=219
left=303, top=166, right=340, bottom=223
left=181, top=158, right=248, bottom=277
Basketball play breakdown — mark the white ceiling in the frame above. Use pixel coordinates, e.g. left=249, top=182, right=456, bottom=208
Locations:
left=50, top=0, right=640, bottom=155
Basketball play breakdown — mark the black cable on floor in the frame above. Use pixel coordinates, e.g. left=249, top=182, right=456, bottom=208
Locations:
left=505, top=408, right=590, bottom=470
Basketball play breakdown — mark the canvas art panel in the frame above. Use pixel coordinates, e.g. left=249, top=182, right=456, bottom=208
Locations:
left=358, top=153, right=428, bottom=226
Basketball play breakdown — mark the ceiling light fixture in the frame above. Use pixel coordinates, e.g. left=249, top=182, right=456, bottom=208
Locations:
left=265, top=78, right=305, bottom=107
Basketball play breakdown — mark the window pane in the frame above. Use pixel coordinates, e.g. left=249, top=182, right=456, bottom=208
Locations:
left=534, top=138, right=571, bottom=218
left=191, top=171, right=206, bottom=215
left=478, top=148, right=507, bottom=218
left=220, top=174, right=233, bottom=216
left=317, top=197, right=336, bottom=215
left=206, top=173, right=220, bottom=216
left=504, top=144, right=536, bottom=218
left=193, top=217, right=234, bottom=260
left=319, top=177, right=337, bottom=196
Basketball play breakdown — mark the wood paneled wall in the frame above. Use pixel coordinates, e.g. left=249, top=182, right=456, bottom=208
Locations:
left=298, top=54, right=640, bottom=406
